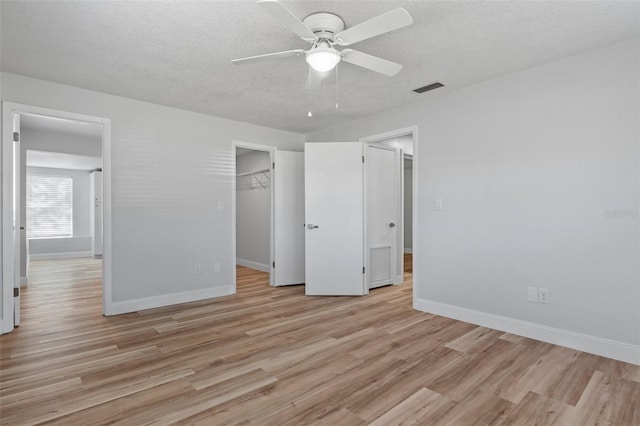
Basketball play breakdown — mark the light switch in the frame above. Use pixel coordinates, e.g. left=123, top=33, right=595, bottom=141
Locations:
left=218, top=202, right=225, bottom=211
left=434, top=198, right=443, bottom=210
left=527, top=286, right=538, bottom=302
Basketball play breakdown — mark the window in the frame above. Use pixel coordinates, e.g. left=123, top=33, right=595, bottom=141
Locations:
left=26, top=175, right=73, bottom=239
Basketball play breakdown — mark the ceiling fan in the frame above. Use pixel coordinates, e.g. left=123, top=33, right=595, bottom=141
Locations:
left=231, top=0, right=413, bottom=77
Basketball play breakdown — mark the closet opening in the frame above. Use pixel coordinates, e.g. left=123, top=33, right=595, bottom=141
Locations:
left=233, top=143, right=274, bottom=292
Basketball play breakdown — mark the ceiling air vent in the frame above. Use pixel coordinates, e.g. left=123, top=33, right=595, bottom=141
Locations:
left=413, top=82, right=444, bottom=94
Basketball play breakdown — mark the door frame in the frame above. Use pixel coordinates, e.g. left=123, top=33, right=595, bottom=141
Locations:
left=360, top=126, right=418, bottom=291
left=1, top=102, right=113, bottom=332
left=232, top=140, right=276, bottom=290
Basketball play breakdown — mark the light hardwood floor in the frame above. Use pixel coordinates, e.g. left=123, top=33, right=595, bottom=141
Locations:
left=0, top=257, right=638, bottom=425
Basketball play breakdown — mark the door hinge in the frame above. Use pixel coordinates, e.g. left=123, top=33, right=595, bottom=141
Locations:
left=362, top=155, right=365, bottom=163
left=272, top=162, right=275, bottom=169
left=363, top=266, right=365, bottom=274
left=13, top=132, right=20, bottom=142
left=14, top=287, right=19, bottom=297
left=272, top=261, right=275, bottom=268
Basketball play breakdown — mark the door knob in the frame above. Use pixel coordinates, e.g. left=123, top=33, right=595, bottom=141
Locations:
left=307, top=224, right=319, bottom=229
left=389, top=223, right=396, bottom=228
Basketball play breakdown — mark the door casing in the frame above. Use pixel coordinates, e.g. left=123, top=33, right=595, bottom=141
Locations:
left=1, top=102, right=112, bottom=333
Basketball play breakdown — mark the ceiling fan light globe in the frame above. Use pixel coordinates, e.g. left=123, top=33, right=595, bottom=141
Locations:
left=306, top=47, right=340, bottom=72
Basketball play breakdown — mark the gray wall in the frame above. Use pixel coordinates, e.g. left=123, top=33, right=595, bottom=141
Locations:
left=0, top=71, right=304, bottom=317
left=236, top=150, right=271, bottom=269
left=404, top=164, right=413, bottom=252
left=307, top=39, right=640, bottom=351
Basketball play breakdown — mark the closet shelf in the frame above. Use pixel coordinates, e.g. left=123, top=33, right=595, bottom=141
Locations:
left=236, top=168, right=271, bottom=190
left=236, top=168, right=270, bottom=177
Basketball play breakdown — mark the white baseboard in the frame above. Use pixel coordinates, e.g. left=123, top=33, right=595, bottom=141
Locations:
left=414, top=297, right=640, bottom=366
left=404, top=248, right=413, bottom=254
left=236, top=258, right=270, bottom=272
left=20, top=277, right=28, bottom=287
left=107, top=285, right=234, bottom=316
left=29, top=251, right=92, bottom=261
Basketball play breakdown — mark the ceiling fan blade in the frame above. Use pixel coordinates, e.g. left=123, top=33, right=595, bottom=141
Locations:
left=231, top=49, right=305, bottom=64
left=341, top=49, right=403, bottom=77
left=334, top=8, right=413, bottom=46
left=257, top=0, right=318, bottom=42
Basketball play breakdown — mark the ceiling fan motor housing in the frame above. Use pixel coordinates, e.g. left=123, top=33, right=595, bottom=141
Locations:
left=302, top=12, right=345, bottom=41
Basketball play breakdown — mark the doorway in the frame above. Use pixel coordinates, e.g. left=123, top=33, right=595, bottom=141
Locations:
left=21, top=113, right=104, bottom=324
left=360, top=127, right=417, bottom=287
left=234, top=144, right=274, bottom=290
left=2, top=102, right=112, bottom=333
left=232, top=141, right=305, bottom=293
left=303, top=140, right=402, bottom=296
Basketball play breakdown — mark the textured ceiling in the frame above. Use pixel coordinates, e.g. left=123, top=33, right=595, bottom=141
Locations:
left=2, top=1, right=639, bottom=134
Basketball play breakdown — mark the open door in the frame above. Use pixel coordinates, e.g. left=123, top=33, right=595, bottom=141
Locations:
left=365, top=143, right=401, bottom=289
left=273, top=150, right=305, bottom=286
left=12, top=113, right=21, bottom=326
left=305, top=142, right=365, bottom=296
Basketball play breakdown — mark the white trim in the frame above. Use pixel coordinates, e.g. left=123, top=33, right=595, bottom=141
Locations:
left=232, top=140, right=276, bottom=291
left=404, top=248, right=413, bottom=254
left=360, top=126, right=418, bottom=145
left=20, top=277, right=28, bottom=287
left=29, top=251, right=92, bottom=261
left=109, top=286, right=234, bottom=316
left=2, top=102, right=113, bottom=327
left=414, top=297, right=640, bottom=366
left=236, top=258, right=270, bottom=273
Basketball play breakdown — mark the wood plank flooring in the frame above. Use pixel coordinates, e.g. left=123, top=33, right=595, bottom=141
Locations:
left=0, top=256, right=638, bottom=425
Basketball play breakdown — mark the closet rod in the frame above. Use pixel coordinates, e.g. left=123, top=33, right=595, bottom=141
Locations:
left=236, top=168, right=270, bottom=177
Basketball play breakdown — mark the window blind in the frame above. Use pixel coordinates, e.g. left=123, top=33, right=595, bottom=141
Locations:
left=26, top=175, right=73, bottom=239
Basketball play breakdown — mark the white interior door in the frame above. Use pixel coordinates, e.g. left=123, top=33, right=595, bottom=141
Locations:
left=305, top=142, right=365, bottom=296
left=12, top=113, right=21, bottom=326
left=273, top=151, right=304, bottom=286
left=366, top=143, right=401, bottom=289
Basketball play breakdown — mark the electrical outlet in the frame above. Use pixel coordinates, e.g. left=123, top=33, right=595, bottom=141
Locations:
left=538, top=288, right=550, bottom=304
left=194, top=264, right=201, bottom=275
left=527, top=286, right=538, bottom=302
left=214, top=263, right=221, bottom=273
